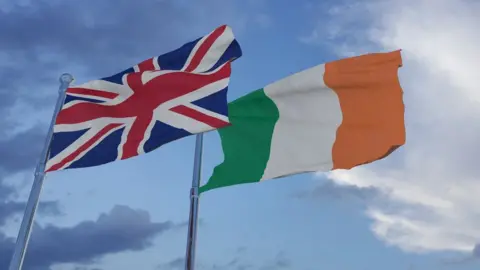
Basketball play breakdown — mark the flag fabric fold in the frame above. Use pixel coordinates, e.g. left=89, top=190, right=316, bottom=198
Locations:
left=200, top=50, right=405, bottom=193
left=46, top=25, right=242, bottom=172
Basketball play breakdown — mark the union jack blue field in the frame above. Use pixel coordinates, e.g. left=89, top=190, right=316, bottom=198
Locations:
left=46, top=25, right=242, bottom=172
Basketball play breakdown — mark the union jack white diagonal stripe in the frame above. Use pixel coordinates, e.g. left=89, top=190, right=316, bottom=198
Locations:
left=46, top=25, right=242, bottom=172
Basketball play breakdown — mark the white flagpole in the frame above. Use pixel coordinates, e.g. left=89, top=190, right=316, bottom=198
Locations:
left=184, top=133, right=203, bottom=270
left=8, top=73, right=74, bottom=270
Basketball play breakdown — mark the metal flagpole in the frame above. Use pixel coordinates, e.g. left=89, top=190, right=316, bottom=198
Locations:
left=8, top=73, right=74, bottom=270
left=184, top=133, right=203, bottom=270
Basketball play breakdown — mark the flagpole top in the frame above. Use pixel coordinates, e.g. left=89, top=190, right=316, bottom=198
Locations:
left=59, top=73, right=74, bottom=85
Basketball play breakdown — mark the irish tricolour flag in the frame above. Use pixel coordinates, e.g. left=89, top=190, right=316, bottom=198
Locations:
left=200, top=50, right=405, bottom=193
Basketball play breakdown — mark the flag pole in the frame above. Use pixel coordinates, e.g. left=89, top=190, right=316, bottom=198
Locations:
left=184, top=133, right=203, bottom=270
left=8, top=73, right=74, bottom=270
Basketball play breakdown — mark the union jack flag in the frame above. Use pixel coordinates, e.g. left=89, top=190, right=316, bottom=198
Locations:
left=46, top=25, right=242, bottom=172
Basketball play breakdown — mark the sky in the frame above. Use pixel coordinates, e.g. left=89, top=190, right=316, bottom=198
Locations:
left=0, top=0, right=479, bottom=269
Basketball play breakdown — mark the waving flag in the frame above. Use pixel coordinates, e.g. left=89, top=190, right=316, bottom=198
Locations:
left=46, top=25, right=242, bottom=172
left=200, top=50, right=404, bottom=193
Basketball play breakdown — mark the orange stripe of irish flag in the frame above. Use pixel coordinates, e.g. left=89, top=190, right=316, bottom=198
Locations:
left=324, top=50, right=405, bottom=170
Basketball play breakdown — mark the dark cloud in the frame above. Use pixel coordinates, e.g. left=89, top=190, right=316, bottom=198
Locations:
left=1, top=0, right=194, bottom=75
left=0, top=126, right=46, bottom=175
left=0, top=0, right=245, bottom=87
left=0, top=125, right=61, bottom=233
left=0, top=125, right=62, bottom=263
left=0, top=184, right=62, bottom=270
left=0, top=199, right=60, bottom=227
left=0, top=202, right=25, bottom=226
left=0, top=205, right=176, bottom=270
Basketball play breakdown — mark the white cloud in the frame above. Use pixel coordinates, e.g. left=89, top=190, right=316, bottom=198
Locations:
left=309, top=0, right=480, bottom=254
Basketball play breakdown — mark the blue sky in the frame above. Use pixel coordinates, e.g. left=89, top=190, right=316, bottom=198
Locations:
left=1, top=0, right=480, bottom=269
